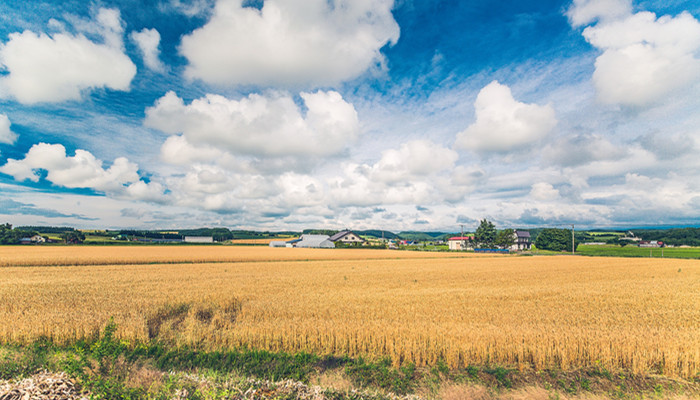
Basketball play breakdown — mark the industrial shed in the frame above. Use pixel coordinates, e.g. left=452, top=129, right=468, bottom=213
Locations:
left=290, top=234, right=335, bottom=248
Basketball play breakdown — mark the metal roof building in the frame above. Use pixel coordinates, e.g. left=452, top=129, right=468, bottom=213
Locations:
left=292, top=234, right=335, bottom=248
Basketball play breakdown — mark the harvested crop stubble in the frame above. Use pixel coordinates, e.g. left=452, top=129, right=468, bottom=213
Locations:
left=0, top=247, right=698, bottom=379
left=0, top=371, right=88, bottom=400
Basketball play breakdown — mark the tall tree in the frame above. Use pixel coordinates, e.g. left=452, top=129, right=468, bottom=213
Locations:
left=534, top=228, right=577, bottom=252
left=495, top=228, right=515, bottom=249
left=475, top=219, right=496, bottom=248
left=61, top=231, right=85, bottom=244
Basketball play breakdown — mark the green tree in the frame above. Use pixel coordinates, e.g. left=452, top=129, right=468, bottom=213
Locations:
left=474, top=219, right=496, bottom=248
left=495, top=228, right=515, bottom=249
left=0, top=223, right=38, bottom=244
left=534, top=228, right=578, bottom=252
left=61, top=231, right=85, bottom=244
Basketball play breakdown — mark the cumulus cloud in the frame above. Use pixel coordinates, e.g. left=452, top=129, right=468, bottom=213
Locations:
left=455, top=81, right=557, bottom=153
left=0, top=8, right=136, bottom=104
left=638, top=131, right=697, bottom=160
left=543, top=133, right=626, bottom=166
left=569, top=2, right=700, bottom=106
left=370, top=140, right=458, bottom=183
left=327, top=140, right=458, bottom=207
left=179, top=0, right=399, bottom=87
left=0, top=114, right=17, bottom=144
left=566, top=0, right=632, bottom=27
left=587, top=173, right=695, bottom=210
left=0, top=143, right=163, bottom=200
left=130, top=28, right=165, bottom=72
left=530, top=182, right=560, bottom=201
left=145, top=90, right=360, bottom=159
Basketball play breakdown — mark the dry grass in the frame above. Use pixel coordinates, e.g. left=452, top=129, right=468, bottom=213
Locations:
left=0, top=245, right=488, bottom=267
left=0, top=246, right=698, bottom=379
left=229, top=238, right=290, bottom=245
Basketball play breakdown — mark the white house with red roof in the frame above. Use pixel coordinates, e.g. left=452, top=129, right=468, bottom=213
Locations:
left=448, top=236, right=473, bottom=250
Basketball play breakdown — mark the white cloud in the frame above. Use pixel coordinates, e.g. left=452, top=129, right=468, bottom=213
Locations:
left=543, top=133, right=626, bottom=166
left=455, top=81, right=557, bottom=153
left=638, top=131, right=697, bottom=160
left=130, top=28, right=165, bottom=72
left=530, top=182, right=560, bottom=201
left=0, top=114, right=17, bottom=144
left=370, top=140, right=458, bottom=183
left=179, top=0, right=399, bottom=87
left=566, top=0, right=632, bottom=27
left=571, top=3, right=700, bottom=106
left=165, top=0, right=214, bottom=17
left=582, top=172, right=696, bottom=211
left=326, top=140, right=458, bottom=207
left=145, top=90, right=360, bottom=158
left=0, top=8, right=136, bottom=104
left=0, top=143, right=163, bottom=200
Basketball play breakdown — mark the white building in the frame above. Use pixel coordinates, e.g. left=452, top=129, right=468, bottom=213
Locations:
left=509, top=230, right=531, bottom=251
left=448, top=236, right=473, bottom=250
left=328, top=230, right=365, bottom=244
left=287, top=234, right=335, bottom=248
left=184, top=236, right=214, bottom=243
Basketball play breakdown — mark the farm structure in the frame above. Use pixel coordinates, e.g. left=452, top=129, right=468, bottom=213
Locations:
left=283, top=234, right=335, bottom=248
left=19, top=235, right=45, bottom=244
left=184, top=236, right=213, bottom=243
left=328, top=230, right=365, bottom=244
left=510, top=230, right=532, bottom=251
left=448, top=236, right=473, bottom=250
left=639, top=241, right=664, bottom=248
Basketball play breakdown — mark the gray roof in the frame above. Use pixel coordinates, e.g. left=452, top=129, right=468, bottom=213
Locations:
left=329, top=230, right=354, bottom=241
left=293, top=234, right=335, bottom=248
left=515, top=230, right=531, bottom=238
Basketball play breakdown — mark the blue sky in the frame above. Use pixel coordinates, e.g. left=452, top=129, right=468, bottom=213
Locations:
left=0, top=0, right=699, bottom=231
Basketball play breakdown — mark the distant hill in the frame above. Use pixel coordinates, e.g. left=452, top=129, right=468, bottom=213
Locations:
left=398, top=231, right=453, bottom=241
left=231, top=230, right=299, bottom=239
left=355, top=230, right=399, bottom=239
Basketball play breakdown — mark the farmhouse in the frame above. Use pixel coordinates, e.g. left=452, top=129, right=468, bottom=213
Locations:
left=286, top=234, right=335, bottom=248
left=510, top=230, right=531, bottom=251
left=19, top=235, right=45, bottom=244
left=639, top=241, right=663, bottom=248
left=448, top=236, right=473, bottom=250
left=329, top=230, right=365, bottom=244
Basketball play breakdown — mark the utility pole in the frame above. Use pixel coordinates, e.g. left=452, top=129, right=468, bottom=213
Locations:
left=571, top=224, right=575, bottom=255
left=460, top=224, right=465, bottom=251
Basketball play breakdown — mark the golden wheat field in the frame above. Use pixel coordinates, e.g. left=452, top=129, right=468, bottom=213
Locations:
left=0, top=246, right=698, bottom=379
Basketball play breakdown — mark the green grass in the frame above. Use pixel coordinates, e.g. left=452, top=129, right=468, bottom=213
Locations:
left=575, top=245, right=700, bottom=259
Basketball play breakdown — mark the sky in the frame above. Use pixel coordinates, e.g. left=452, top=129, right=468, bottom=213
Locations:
left=0, top=0, right=699, bottom=232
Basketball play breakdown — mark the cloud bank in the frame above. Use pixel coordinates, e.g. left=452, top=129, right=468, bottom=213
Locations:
left=0, top=143, right=163, bottom=201
left=180, top=0, right=400, bottom=87
left=145, top=90, right=360, bottom=160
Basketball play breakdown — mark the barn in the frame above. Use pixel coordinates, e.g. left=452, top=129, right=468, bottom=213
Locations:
left=287, top=234, right=335, bottom=248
